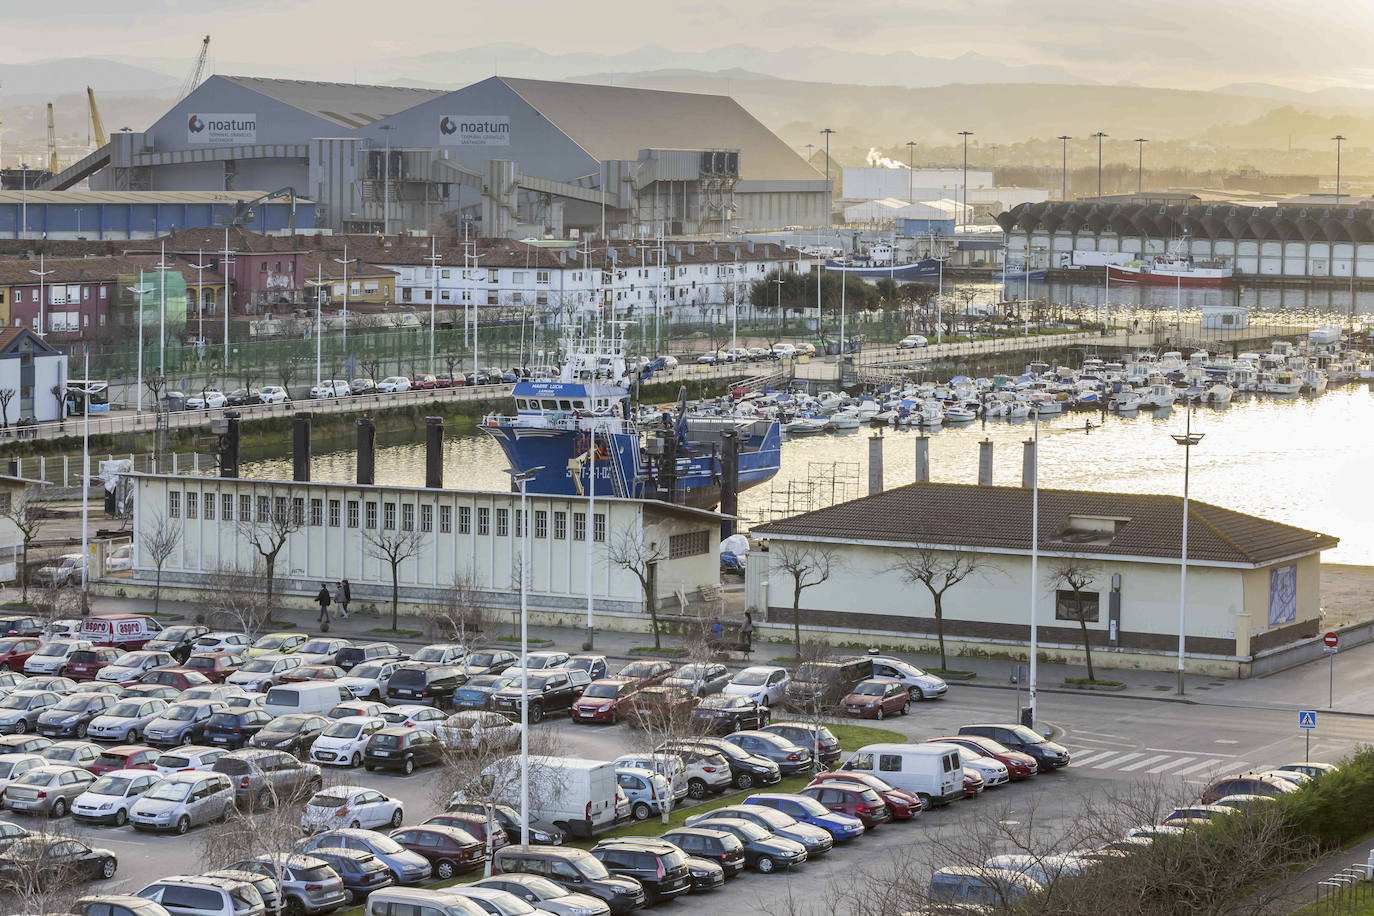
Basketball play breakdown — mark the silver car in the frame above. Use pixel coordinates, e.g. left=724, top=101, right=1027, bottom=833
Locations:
left=3, top=763, right=95, bottom=817
left=0, top=689, right=60, bottom=734
left=143, top=700, right=227, bottom=748
left=96, top=650, right=178, bottom=684
left=88, top=697, right=171, bottom=742
left=129, top=770, right=235, bottom=834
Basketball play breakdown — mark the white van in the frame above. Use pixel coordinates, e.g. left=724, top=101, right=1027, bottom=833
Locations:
left=465, top=754, right=619, bottom=839
left=841, top=742, right=964, bottom=807
left=264, top=682, right=351, bottom=718
left=366, top=887, right=486, bottom=916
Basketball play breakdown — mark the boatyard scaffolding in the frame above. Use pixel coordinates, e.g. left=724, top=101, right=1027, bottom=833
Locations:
left=761, top=460, right=861, bottom=522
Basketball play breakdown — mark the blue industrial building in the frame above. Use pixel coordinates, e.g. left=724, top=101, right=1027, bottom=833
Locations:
left=0, top=190, right=314, bottom=240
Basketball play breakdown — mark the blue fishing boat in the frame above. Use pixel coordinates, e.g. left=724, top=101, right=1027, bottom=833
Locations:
left=825, top=242, right=943, bottom=280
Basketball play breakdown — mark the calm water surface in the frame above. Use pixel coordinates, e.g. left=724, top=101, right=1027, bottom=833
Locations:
left=242, top=384, right=1374, bottom=565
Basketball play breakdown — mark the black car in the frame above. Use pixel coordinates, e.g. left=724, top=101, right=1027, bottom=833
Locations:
left=335, top=643, right=404, bottom=672
left=760, top=722, right=843, bottom=768
left=36, top=692, right=116, bottom=738
left=590, top=838, right=691, bottom=904
left=203, top=708, right=274, bottom=749
left=685, top=817, right=806, bottom=874
left=226, top=388, right=263, bottom=406
left=784, top=657, right=874, bottom=712
left=692, top=694, right=770, bottom=734
left=363, top=726, right=444, bottom=774
left=144, top=625, right=211, bottom=664
left=301, top=846, right=395, bottom=901
left=719, top=730, right=813, bottom=775
left=385, top=664, right=465, bottom=709
left=461, top=650, right=518, bottom=677
left=493, top=846, right=646, bottom=916
left=658, top=827, right=746, bottom=878
left=248, top=713, right=330, bottom=757
left=661, top=738, right=779, bottom=790
left=490, top=669, right=582, bottom=723
left=445, top=801, right=566, bottom=846
left=681, top=855, right=725, bottom=893
left=0, top=617, right=42, bottom=638
left=958, top=723, right=1072, bottom=771
left=0, top=833, right=118, bottom=886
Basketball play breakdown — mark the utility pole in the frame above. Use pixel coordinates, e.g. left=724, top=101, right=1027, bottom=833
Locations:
left=1093, top=132, right=1108, bottom=199
left=1057, top=136, right=1071, bottom=202
left=426, top=237, right=442, bottom=374
left=220, top=228, right=235, bottom=376
left=153, top=241, right=173, bottom=376
left=314, top=264, right=323, bottom=387
left=1134, top=138, right=1148, bottom=196
left=1171, top=405, right=1204, bottom=695
left=820, top=128, right=835, bottom=229
left=958, top=131, right=974, bottom=230
left=128, top=272, right=152, bottom=413
left=1334, top=135, right=1347, bottom=207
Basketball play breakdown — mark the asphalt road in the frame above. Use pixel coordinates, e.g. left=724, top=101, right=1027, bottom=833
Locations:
left=30, top=681, right=1371, bottom=912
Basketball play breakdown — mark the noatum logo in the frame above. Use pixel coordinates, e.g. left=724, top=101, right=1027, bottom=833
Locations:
left=439, top=115, right=511, bottom=146
left=199, top=116, right=256, bottom=132
left=459, top=119, right=508, bottom=135
left=186, top=112, right=258, bottom=144
left=439, top=116, right=457, bottom=135
left=188, top=115, right=205, bottom=133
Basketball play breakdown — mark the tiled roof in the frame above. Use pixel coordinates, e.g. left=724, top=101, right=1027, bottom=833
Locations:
left=0, top=256, right=151, bottom=285
left=753, top=482, right=1338, bottom=567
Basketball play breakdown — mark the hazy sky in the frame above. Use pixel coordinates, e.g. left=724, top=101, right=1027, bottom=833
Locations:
left=7, top=0, right=1374, bottom=91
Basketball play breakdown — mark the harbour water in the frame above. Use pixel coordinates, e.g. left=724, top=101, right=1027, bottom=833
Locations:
left=242, top=383, right=1374, bottom=565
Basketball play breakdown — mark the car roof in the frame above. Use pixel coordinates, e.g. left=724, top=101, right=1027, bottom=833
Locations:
left=735, top=665, right=785, bottom=675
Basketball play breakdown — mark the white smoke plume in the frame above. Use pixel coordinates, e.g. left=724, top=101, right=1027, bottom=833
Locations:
left=866, top=147, right=908, bottom=169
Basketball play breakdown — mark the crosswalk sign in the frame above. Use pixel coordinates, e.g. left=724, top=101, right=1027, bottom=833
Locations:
left=1299, top=710, right=1317, bottom=729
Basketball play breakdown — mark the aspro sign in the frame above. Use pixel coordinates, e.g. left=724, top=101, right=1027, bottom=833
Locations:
left=187, top=113, right=257, bottom=145
left=438, top=115, right=510, bottom=147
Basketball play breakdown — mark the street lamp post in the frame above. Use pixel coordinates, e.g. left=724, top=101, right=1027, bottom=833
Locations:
left=333, top=244, right=350, bottom=349
left=1134, top=138, right=1148, bottom=196
left=1334, top=135, right=1347, bottom=207
left=153, top=241, right=173, bottom=376
left=1027, top=410, right=1040, bottom=723
left=220, top=229, right=236, bottom=376
left=187, top=249, right=212, bottom=347
left=127, top=273, right=153, bottom=413
left=1171, top=405, right=1204, bottom=695
left=958, top=131, right=974, bottom=230
left=1057, top=136, right=1071, bottom=201
left=1093, top=132, right=1108, bottom=199
left=426, top=238, right=442, bottom=374
left=313, top=265, right=323, bottom=388
left=506, top=465, right=544, bottom=847
left=820, top=128, right=835, bottom=229
left=19, top=163, right=28, bottom=240
left=906, top=140, right=917, bottom=203
left=28, top=254, right=52, bottom=338
left=80, top=347, right=91, bottom=613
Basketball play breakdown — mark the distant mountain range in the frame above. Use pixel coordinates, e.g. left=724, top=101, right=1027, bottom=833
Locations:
left=0, top=57, right=177, bottom=104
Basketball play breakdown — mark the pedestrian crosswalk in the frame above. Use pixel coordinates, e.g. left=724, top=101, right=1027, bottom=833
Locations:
left=1068, top=747, right=1241, bottom=778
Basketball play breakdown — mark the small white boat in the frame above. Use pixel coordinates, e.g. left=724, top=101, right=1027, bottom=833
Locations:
left=827, top=410, right=861, bottom=430
left=1300, top=368, right=1328, bottom=395
left=1203, top=383, right=1233, bottom=406
left=1110, top=390, right=1142, bottom=412
left=1138, top=382, right=1177, bottom=409
left=943, top=405, right=977, bottom=423
left=785, top=416, right=830, bottom=435
left=1261, top=369, right=1301, bottom=396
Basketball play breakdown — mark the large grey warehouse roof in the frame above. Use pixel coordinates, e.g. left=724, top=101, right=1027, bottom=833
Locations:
left=495, top=77, right=821, bottom=181
left=219, top=76, right=447, bottom=128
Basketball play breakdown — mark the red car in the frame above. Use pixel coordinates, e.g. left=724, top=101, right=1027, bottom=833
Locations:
left=280, top=664, right=345, bottom=684
left=929, top=735, right=1038, bottom=780
left=422, top=812, right=509, bottom=853
left=806, top=771, right=921, bottom=819
left=387, top=825, right=486, bottom=879
left=138, top=669, right=212, bottom=691
left=90, top=744, right=161, bottom=776
left=615, top=660, right=674, bottom=690
left=570, top=677, right=639, bottom=724
left=66, top=647, right=124, bottom=681
left=840, top=678, right=910, bottom=720
left=412, top=374, right=438, bottom=390
left=963, top=769, right=983, bottom=798
left=798, top=783, right=892, bottom=829
left=0, top=637, right=41, bottom=671
left=181, top=651, right=244, bottom=683
left=434, top=374, right=456, bottom=389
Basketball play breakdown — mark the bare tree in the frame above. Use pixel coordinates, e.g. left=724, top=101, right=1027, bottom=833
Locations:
left=139, top=509, right=182, bottom=616
left=888, top=546, right=997, bottom=672
left=0, top=388, right=15, bottom=430
left=197, top=767, right=328, bottom=898
left=423, top=571, right=488, bottom=645
left=277, top=361, right=297, bottom=397
left=235, top=489, right=305, bottom=608
left=362, top=523, right=427, bottom=631
left=1047, top=559, right=1101, bottom=682
left=203, top=565, right=274, bottom=644
left=2, top=488, right=47, bottom=604
left=143, top=370, right=167, bottom=414
left=0, top=827, right=114, bottom=916
left=605, top=526, right=669, bottom=650
left=770, top=542, right=838, bottom=660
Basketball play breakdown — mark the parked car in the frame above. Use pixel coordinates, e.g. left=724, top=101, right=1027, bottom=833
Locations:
left=570, top=678, right=638, bottom=725
left=807, top=771, right=922, bottom=819
left=280, top=664, right=346, bottom=685
left=66, top=647, right=124, bottom=681
left=133, top=875, right=266, bottom=916
left=929, top=866, right=1040, bottom=906
left=613, top=766, right=672, bottom=821
left=38, top=739, right=103, bottom=768
left=687, top=803, right=834, bottom=858
left=1276, top=761, right=1338, bottom=780
left=72, top=768, right=161, bottom=827
left=1200, top=773, right=1299, bottom=804
left=491, top=846, right=644, bottom=915
left=335, top=643, right=404, bottom=672
left=0, top=735, right=52, bottom=755
left=743, top=792, right=866, bottom=842
left=565, top=654, right=609, bottom=682
left=460, top=650, right=518, bottom=678
left=473, top=874, right=611, bottom=916
left=377, top=377, right=412, bottom=393
left=84, top=694, right=171, bottom=742
left=225, top=389, right=262, bottom=407
left=683, top=817, right=806, bottom=873
left=338, top=659, right=410, bottom=699
left=434, top=374, right=458, bottom=389
left=138, top=669, right=213, bottom=692
left=298, top=828, right=433, bottom=885
left=144, top=626, right=211, bottom=665
left=1161, top=804, right=1236, bottom=827
left=33, top=554, right=88, bottom=588
left=613, top=660, right=673, bottom=690
left=490, top=670, right=584, bottom=723
left=249, top=632, right=309, bottom=658
left=0, top=637, right=41, bottom=671
left=621, top=685, right=697, bottom=728
left=0, top=752, right=45, bottom=797
left=385, top=664, right=465, bottom=708
left=898, top=335, right=929, bottom=349
left=0, top=689, right=60, bottom=733
left=294, top=847, right=395, bottom=903
left=183, top=651, right=245, bottom=683
left=929, top=734, right=1038, bottom=780
left=436, top=710, right=521, bottom=753
left=958, top=723, right=1071, bottom=771
left=302, top=784, right=404, bottom=832
left=0, top=833, right=117, bottom=884
left=104, top=544, right=134, bottom=572
left=388, top=824, right=486, bottom=879
left=721, top=666, right=790, bottom=706
left=129, top=770, right=235, bottom=833
left=153, top=745, right=227, bottom=776
left=231, top=853, right=352, bottom=916
left=660, top=737, right=779, bottom=791
left=423, top=811, right=509, bottom=855
left=692, top=694, right=770, bottom=734
left=376, top=705, right=446, bottom=732
left=868, top=656, right=949, bottom=700
left=260, top=385, right=291, bottom=404
left=719, top=730, right=812, bottom=775
left=664, top=663, right=731, bottom=697
left=452, top=674, right=517, bottom=711
left=758, top=722, right=842, bottom=768
left=311, top=716, right=387, bottom=767
left=203, top=708, right=275, bottom=749
left=186, top=390, right=228, bottom=410
left=90, top=745, right=162, bottom=776
left=589, top=837, right=691, bottom=903
left=96, top=650, right=178, bottom=685
left=785, top=657, right=874, bottom=712
left=248, top=713, right=330, bottom=757
left=411, top=375, right=438, bottom=390
left=445, top=801, right=565, bottom=847
left=24, top=638, right=94, bottom=676
left=37, top=692, right=117, bottom=738
left=309, top=380, right=351, bottom=399
left=349, top=378, right=378, bottom=395
left=797, top=782, right=891, bottom=829
left=363, top=727, right=444, bottom=774
left=840, top=678, right=910, bottom=720
left=228, top=655, right=305, bottom=691
left=142, top=700, right=227, bottom=748
left=4, top=763, right=96, bottom=816
left=214, top=747, right=322, bottom=807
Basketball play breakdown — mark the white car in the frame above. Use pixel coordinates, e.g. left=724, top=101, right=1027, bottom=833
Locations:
left=376, top=376, right=412, bottom=393
left=72, top=767, right=160, bottom=827
left=192, top=632, right=251, bottom=654
left=437, top=711, right=521, bottom=752
left=224, top=692, right=267, bottom=710
left=869, top=657, right=948, bottom=700
left=329, top=700, right=388, bottom=720
left=376, top=705, right=445, bottom=733
left=408, top=644, right=467, bottom=666
left=338, top=660, right=407, bottom=700
left=309, top=716, right=387, bottom=768
left=260, top=385, right=290, bottom=404
left=32, top=555, right=86, bottom=588
left=899, top=334, right=929, bottom=349
left=946, top=743, right=1009, bottom=787
left=0, top=752, right=46, bottom=797
left=722, top=666, right=791, bottom=707
left=293, top=638, right=353, bottom=667
left=309, top=379, right=351, bottom=399
left=95, top=651, right=177, bottom=683
left=39, top=620, right=83, bottom=643
left=186, top=390, right=227, bottom=409
left=23, top=639, right=93, bottom=676
left=154, top=745, right=227, bottom=776
left=104, top=545, right=133, bottom=572
left=771, top=344, right=797, bottom=359
left=521, top=651, right=570, bottom=671
left=300, top=784, right=403, bottom=832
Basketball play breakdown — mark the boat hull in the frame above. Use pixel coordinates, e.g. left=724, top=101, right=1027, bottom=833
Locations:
left=825, top=258, right=942, bottom=280
left=1107, top=265, right=1232, bottom=287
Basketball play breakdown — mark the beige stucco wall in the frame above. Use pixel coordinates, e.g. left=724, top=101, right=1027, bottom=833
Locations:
left=1241, top=553, right=1322, bottom=640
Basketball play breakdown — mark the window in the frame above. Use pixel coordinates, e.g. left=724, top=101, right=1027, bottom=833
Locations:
left=554, top=511, right=566, bottom=540
left=486, top=268, right=499, bottom=283
left=594, top=513, right=605, bottom=542
left=513, top=509, right=523, bottom=538
left=256, top=495, right=269, bottom=521
left=365, top=501, right=377, bottom=530
left=1055, top=589, right=1100, bottom=623
left=401, top=504, right=414, bottom=531
left=185, top=492, right=198, bottom=519
left=496, top=508, right=508, bottom=537
left=383, top=502, right=396, bottom=530
left=534, top=510, right=547, bottom=539
left=168, top=491, right=181, bottom=518
left=292, top=497, right=304, bottom=526
left=573, top=511, right=586, bottom=540
left=459, top=506, right=470, bottom=534
left=203, top=492, right=215, bottom=520
left=420, top=504, right=432, bottom=532
left=512, top=272, right=526, bottom=284
left=536, top=270, right=550, bottom=284
left=440, top=505, right=452, bottom=534
left=347, top=500, right=360, bottom=529
left=328, top=499, right=340, bottom=527
left=239, top=494, right=251, bottom=521
left=310, top=498, right=323, bottom=527
left=669, top=530, right=710, bottom=559
left=477, top=507, right=489, bottom=536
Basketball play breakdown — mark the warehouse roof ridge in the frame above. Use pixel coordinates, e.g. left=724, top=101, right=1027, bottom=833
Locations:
left=218, top=75, right=447, bottom=127
left=752, top=481, right=1338, bottom=567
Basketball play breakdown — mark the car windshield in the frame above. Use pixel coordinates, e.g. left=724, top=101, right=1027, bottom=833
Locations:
left=240, top=659, right=277, bottom=673
left=255, top=636, right=287, bottom=649
left=673, top=665, right=707, bottom=679
left=33, top=644, right=68, bottom=657
left=796, top=663, right=834, bottom=681
left=53, top=695, right=98, bottom=711
left=160, top=627, right=197, bottom=642
left=145, top=781, right=192, bottom=802
left=731, top=670, right=769, bottom=686
left=323, top=722, right=363, bottom=739
left=193, top=636, right=223, bottom=647
left=0, top=694, right=35, bottom=709
left=618, top=662, right=656, bottom=678
left=113, top=653, right=152, bottom=667
left=298, top=640, right=335, bottom=654
left=90, top=775, right=133, bottom=795
left=700, top=695, right=739, bottom=709
left=574, top=858, right=611, bottom=880
left=309, top=793, right=348, bottom=808
left=260, top=720, right=299, bottom=735
left=370, top=733, right=402, bottom=748
left=365, top=834, right=404, bottom=854
left=463, top=676, right=501, bottom=690
left=1008, top=725, right=1045, bottom=744
left=467, top=653, right=497, bottom=667
left=411, top=647, right=449, bottom=662
left=716, top=819, right=768, bottom=841
left=0, top=761, right=16, bottom=778
left=12, top=771, right=53, bottom=787
left=582, top=684, right=620, bottom=699
left=787, top=796, right=832, bottom=816
left=515, top=876, right=565, bottom=898
left=161, top=705, right=197, bottom=722
left=351, top=663, right=386, bottom=679
left=854, top=683, right=886, bottom=697
left=185, top=657, right=217, bottom=670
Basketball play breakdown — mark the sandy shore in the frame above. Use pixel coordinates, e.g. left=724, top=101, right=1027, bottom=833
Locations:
left=1320, top=563, right=1374, bottom=628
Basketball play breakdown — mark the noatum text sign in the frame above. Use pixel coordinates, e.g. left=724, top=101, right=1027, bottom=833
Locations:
left=439, top=115, right=510, bottom=146
left=186, top=113, right=257, bottom=145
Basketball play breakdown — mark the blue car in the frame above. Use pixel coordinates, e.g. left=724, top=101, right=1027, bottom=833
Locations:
left=298, top=828, right=432, bottom=885
left=743, top=793, right=865, bottom=842
left=451, top=674, right=516, bottom=711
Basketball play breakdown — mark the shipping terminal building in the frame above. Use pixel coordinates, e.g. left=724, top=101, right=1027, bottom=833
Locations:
left=52, top=75, right=826, bottom=239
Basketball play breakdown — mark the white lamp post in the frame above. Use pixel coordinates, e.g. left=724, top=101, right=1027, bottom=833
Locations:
left=506, top=465, right=543, bottom=846
left=333, top=244, right=350, bottom=348
left=187, top=249, right=212, bottom=347
left=220, top=229, right=236, bottom=376
left=127, top=273, right=152, bottom=413
left=1027, top=410, right=1040, bottom=723
left=426, top=238, right=442, bottom=375
left=28, top=254, right=52, bottom=338
left=153, top=241, right=173, bottom=376
left=1171, top=404, right=1203, bottom=695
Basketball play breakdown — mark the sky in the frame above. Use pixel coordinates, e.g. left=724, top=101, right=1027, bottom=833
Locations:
left=5, top=0, right=1374, bottom=91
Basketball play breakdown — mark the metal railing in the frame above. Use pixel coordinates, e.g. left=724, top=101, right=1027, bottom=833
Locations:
left=1312, top=864, right=1373, bottom=914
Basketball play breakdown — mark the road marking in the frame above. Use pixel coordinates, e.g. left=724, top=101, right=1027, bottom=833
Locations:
left=1148, top=756, right=1194, bottom=774
left=1171, top=758, right=1226, bottom=777
left=1091, top=752, right=1142, bottom=769
left=1067, top=750, right=1117, bottom=766
left=1145, top=747, right=1236, bottom=757
left=1214, top=739, right=1239, bottom=744
left=1119, top=754, right=1170, bottom=773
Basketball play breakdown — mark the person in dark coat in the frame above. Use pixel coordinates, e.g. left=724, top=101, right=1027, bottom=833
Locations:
left=316, top=584, right=332, bottom=626
left=741, top=611, right=754, bottom=652
left=337, top=579, right=351, bottom=619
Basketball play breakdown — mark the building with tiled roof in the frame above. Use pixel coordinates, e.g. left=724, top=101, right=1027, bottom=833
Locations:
left=751, top=481, right=1338, bottom=676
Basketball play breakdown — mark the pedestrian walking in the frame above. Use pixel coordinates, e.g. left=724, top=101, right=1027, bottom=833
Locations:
left=337, top=579, right=351, bottom=619
left=316, top=583, right=332, bottom=629
left=741, top=610, right=754, bottom=653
